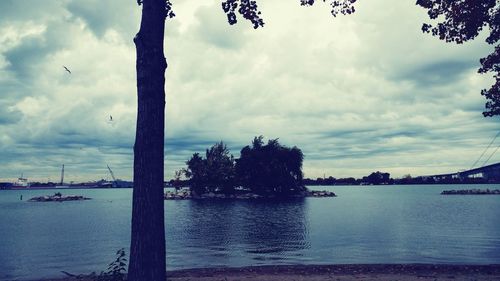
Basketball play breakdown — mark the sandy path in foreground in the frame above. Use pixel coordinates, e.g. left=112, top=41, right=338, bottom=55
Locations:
left=37, top=264, right=500, bottom=281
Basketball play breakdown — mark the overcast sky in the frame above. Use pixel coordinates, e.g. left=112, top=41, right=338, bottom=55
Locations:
left=1, top=0, right=499, bottom=182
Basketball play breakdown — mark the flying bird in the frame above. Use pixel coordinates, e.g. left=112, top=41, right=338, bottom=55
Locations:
left=109, top=115, right=113, bottom=121
left=63, top=66, right=71, bottom=74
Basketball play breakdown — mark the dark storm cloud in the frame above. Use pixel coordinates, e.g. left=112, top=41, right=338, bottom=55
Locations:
left=164, top=134, right=258, bottom=173
left=395, top=60, right=478, bottom=87
left=66, top=0, right=140, bottom=38
left=462, top=99, right=488, bottom=113
left=0, top=1, right=63, bottom=23
left=166, top=136, right=218, bottom=152
left=317, top=128, right=428, bottom=144
left=0, top=80, right=28, bottom=101
left=0, top=145, right=129, bottom=181
left=306, top=146, right=412, bottom=161
left=14, top=127, right=133, bottom=152
left=302, top=121, right=490, bottom=165
left=304, top=133, right=419, bottom=161
left=318, top=128, right=378, bottom=139
left=0, top=109, right=20, bottom=125
left=377, top=131, right=421, bottom=139
left=4, top=37, right=45, bottom=79
left=66, top=1, right=111, bottom=37
left=165, top=134, right=247, bottom=160
left=3, top=21, right=83, bottom=80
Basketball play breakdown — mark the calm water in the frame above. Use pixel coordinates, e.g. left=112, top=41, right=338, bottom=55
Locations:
left=1, top=185, right=500, bottom=280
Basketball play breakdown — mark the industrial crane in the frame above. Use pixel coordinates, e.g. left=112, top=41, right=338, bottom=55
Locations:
left=107, top=165, right=118, bottom=187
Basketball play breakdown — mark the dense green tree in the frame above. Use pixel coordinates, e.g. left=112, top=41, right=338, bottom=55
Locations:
left=185, top=142, right=236, bottom=195
left=172, top=170, right=183, bottom=193
left=303, top=176, right=337, bottom=185
left=130, top=0, right=358, bottom=280
left=236, top=136, right=305, bottom=196
left=185, top=153, right=205, bottom=194
left=363, top=171, right=391, bottom=185
left=336, top=177, right=358, bottom=185
left=417, top=0, right=500, bottom=117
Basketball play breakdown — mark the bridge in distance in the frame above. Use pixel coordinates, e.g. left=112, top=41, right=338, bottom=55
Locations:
left=420, top=162, right=500, bottom=182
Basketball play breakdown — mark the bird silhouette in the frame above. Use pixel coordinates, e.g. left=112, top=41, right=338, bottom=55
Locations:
left=63, top=66, right=71, bottom=74
left=109, top=115, right=113, bottom=121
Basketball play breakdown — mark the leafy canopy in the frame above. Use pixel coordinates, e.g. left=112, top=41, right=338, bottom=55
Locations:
left=236, top=136, right=305, bottom=195
left=138, top=0, right=358, bottom=28
left=185, top=142, right=236, bottom=194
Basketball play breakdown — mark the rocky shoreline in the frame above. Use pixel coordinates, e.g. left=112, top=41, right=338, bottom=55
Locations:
left=164, top=189, right=336, bottom=200
left=441, top=189, right=500, bottom=195
left=29, top=193, right=91, bottom=202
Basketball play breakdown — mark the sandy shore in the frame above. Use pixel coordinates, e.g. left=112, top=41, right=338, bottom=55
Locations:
left=36, top=264, right=500, bottom=281
left=165, top=264, right=500, bottom=281
left=34, top=264, right=500, bottom=281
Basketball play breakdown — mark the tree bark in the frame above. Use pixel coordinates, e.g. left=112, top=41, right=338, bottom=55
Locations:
left=129, top=0, right=167, bottom=280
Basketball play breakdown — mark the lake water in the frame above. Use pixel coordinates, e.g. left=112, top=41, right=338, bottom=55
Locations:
left=1, top=185, right=499, bottom=280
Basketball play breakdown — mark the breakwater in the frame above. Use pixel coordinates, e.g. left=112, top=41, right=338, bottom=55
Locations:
left=441, top=189, right=500, bottom=195
left=28, top=193, right=91, bottom=202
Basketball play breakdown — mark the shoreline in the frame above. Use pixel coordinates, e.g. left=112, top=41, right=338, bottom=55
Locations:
left=3, top=182, right=500, bottom=191
left=164, top=189, right=336, bottom=200
left=35, top=264, right=500, bottom=281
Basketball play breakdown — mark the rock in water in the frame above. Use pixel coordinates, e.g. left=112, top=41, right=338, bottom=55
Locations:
left=28, top=193, right=91, bottom=202
left=441, top=189, right=500, bottom=195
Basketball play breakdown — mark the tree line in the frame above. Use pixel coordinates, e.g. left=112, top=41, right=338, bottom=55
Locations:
left=304, top=171, right=392, bottom=185
left=303, top=172, right=498, bottom=186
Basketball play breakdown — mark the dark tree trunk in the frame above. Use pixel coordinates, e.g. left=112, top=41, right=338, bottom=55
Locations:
left=129, top=0, right=167, bottom=280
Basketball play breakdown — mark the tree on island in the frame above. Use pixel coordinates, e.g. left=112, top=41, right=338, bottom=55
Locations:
left=236, top=136, right=305, bottom=196
left=362, top=171, right=391, bottom=185
left=185, top=142, right=236, bottom=195
left=172, top=170, right=184, bottom=193
left=129, top=0, right=358, bottom=279
left=417, top=0, right=500, bottom=117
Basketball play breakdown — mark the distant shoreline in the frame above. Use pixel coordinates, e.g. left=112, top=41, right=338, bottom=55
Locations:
left=3, top=182, right=500, bottom=191
left=1, top=186, right=132, bottom=190
left=35, top=264, right=500, bottom=281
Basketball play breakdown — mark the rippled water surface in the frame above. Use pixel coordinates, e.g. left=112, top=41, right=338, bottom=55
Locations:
left=1, top=185, right=499, bottom=280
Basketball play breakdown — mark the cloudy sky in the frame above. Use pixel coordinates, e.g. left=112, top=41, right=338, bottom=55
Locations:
left=0, top=0, right=499, bottom=182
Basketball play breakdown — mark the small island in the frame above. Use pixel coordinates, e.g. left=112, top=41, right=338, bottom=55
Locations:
left=29, top=192, right=91, bottom=202
left=441, top=189, right=500, bottom=195
left=166, top=137, right=337, bottom=200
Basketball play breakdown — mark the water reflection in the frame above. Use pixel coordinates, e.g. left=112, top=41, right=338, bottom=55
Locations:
left=181, top=200, right=239, bottom=251
left=179, top=199, right=310, bottom=260
left=241, top=199, right=310, bottom=256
